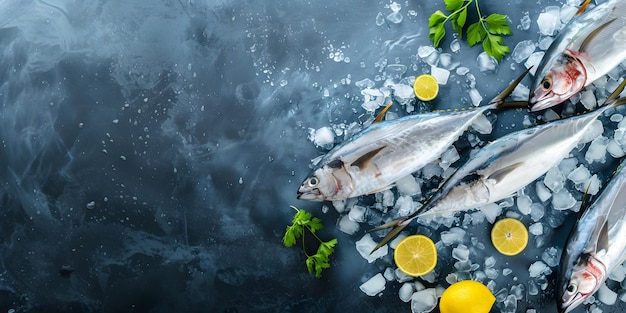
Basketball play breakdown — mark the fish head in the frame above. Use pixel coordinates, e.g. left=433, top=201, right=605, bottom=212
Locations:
left=529, top=53, right=587, bottom=112
left=297, top=165, right=352, bottom=201
left=558, top=253, right=606, bottom=313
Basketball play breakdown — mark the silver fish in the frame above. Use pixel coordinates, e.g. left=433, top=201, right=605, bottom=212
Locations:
left=370, top=79, right=626, bottom=253
left=529, top=0, right=626, bottom=111
left=558, top=159, right=626, bottom=313
left=297, top=71, right=528, bottom=202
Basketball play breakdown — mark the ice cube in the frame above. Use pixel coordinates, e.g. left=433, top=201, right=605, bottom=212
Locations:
left=485, top=256, right=496, bottom=268
left=525, top=52, right=545, bottom=75
left=422, top=162, right=443, bottom=179
left=517, top=194, right=532, bottom=215
left=450, top=39, right=461, bottom=53
left=431, top=66, right=450, bottom=85
left=511, top=83, right=530, bottom=101
left=360, top=273, right=386, bottom=296
left=535, top=182, right=552, bottom=202
left=389, top=1, right=401, bottom=12
left=481, top=203, right=502, bottom=224
left=471, top=114, right=492, bottom=134
left=529, top=261, right=552, bottom=278
left=585, top=136, right=609, bottom=164
left=581, top=120, right=604, bottom=144
left=439, top=146, right=460, bottom=171
left=337, top=215, right=360, bottom=234
left=440, top=227, right=467, bottom=246
left=312, top=127, right=335, bottom=147
left=585, top=174, right=601, bottom=196
left=355, top=78, right=376, bottom=89
left=382, top=189, right=395, bottom=207
left=541, top=247, right=560, bottom=267
left=597, top=283, right=617, bottom=305
left=544, top=167, right=565, bottom=193
left=485, top=268, right=499, bottom=279
left=519, top=12, right=531, bottom=30
left=452, top=244, right=470, bottom=262
left=567, top=165, right=591, bottom=185
left=439, top=53, right=460, bottom=70
left=411, top=288, right=438, bottom=313
left=512, top=40, right=536, bottom=63
left=399, top=282, right=414, bottom=302
left=543, top=109, right=560, bottom=122
left=529, top=222, right=544, bottom=236
left=386, top=11, right=403, bottom=24
left=390, top=232, right=408, bottom=250
left=349, top=205, right=368, bottom=223
left=552, top=189, right=576, bottom=211
left=393, top=84, right=414, bottom=99
left=510, top=284, right=525, bottom=300
left=384, top=267, right=395, bottom=281
left=395, top=268, right=413, bottom=283
left=559, top=157, right=579, bottom=176
left=376, top=12, right=385, bottom=26
left=537, top=6, right=561, bottom=36
left=418, top=46, right=437, bottom=58
left=362, top=99, right=383, bottom=112
left=502, top=294, right=518, bottom=313
left=396, top=175, right=421, bottom=196
left=356, top=234, right=388, bottom=263
left=456, top=66, right=469, bottom=75
left=477, top=52, right=497, bottom=72
left=469, top=88, right=483, bottom=106
left=580, top=90, right=597, bottom=110
left=530, top=203, right=545, bottom=222
left=538, top=36, right=554, bottom=50
left=395, top=195, right=416, bottom=217
left=560, top=5, right=578, bottom=24
left=609, top=264, right=626, bottom=282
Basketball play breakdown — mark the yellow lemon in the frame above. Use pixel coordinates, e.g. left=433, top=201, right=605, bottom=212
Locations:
left=413, top=74, right=439, bottom=101
left=440, top=280, right=495, bottom=313
left=491, top=218, right=528, bottom=256
left=393, top=235, right=437, bottom=277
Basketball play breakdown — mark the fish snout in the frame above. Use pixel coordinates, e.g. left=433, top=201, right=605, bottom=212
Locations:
left=297, top=186, right=323, bottom=201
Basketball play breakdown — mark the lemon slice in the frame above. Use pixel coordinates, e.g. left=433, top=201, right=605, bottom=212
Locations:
left=491, top=218, right=528, bottom=256
left=413, top=74, right=439, bottom=101
left=440, top=280, right=495, bottom=313
left=393, top=234, right=437, bottom=276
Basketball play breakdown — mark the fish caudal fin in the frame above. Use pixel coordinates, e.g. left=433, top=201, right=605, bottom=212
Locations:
left=604, top=78, right=626, bottom=108
left=488, top=67, right=532, bottom=109
left=575, top=0, right=591, bottom=16
left=368, top=216, right=414, bottom=254
left=373, top=102, right=393, bottom=123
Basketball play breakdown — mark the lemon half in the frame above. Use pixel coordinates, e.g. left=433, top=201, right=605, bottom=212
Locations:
left=491, top=218, right=528, bottom=256
left=393, top=234, right=437, bottom=277
left=413, top=74, right=439, bottom=101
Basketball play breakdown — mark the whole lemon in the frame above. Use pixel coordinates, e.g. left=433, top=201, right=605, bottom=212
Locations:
left=439, top=280, right=495, bottom=313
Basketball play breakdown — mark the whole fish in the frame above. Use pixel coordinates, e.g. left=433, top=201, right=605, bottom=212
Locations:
left=558, top=159, right=626, bottom=313
left=529, top=0, right=626, bottom=111
left=370, top=79, right=626, bottom=253
left=297, top=71, right=528, bottom=201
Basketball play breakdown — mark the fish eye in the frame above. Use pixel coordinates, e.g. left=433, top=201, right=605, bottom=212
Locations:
left=542, top=78, right=552, bottom=90
left=307, top=177, right=319, bottom=187
left=566, top=283, right=577, bottom=295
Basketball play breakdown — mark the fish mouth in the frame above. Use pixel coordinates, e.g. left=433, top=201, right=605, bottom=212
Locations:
left=297, top=189, right=323, bottom=201
left=528, top=95, right=560, bottom=112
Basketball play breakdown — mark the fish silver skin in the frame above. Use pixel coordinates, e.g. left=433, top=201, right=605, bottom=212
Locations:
left=297, top=70, right=530, bottom=202
left=529, top=0, right=626, bottom=111
left=370, top=79, right=626, bottom=252
left=558, top=159, right=626, bottom=313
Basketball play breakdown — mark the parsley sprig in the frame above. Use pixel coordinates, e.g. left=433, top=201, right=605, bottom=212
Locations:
left=429, top=0, right=512, bottom=61
left=283, top=206, right=337, bottom=278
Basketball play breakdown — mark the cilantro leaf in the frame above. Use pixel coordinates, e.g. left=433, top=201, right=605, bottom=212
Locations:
left=467, top=21, right=486, bottom=47
left=318, top=238, right=337, bottom=256
left=308, top=217, right=324, bottom=233
left=444, top=0, right=463, bottom=12
left=451, top=7, right=468, bottom=38
left=282, top=224, right=302, bottom=247
left=307, top=253, right=331, bottom=278
left=483, top=34, right=510, bottom=62
left=484, top=13, right=512, bottom=35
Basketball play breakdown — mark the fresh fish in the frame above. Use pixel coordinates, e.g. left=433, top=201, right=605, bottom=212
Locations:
left=529, top=0, right=626, bottom=111
left=296, top=70, right=529, bottom=202
left=370, top=79, right=626, bottom=253
left=558, top=159, right=626, bottom=313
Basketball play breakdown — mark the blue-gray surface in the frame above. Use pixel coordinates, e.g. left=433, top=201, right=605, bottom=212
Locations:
left=0, top=0, right=624, bottom=312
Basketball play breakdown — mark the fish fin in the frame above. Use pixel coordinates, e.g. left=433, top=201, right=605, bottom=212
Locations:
left=604, top=78, right=626, bottom=106
left=577, top=180, right=594, bottom=219
left=575, top=0, right=591, bottom=16
left=373, top=102, right=393, bottom=123
left=327, top=159, right=345, bottom=169
left=367, top=184, right=394, bottom=194
left=486, top=162, right=524, bottom=183
left=596, top=221, right=610, bottom=253
left=489, top=67, right=532, bottom=108
left=369, top=218, right=412, bottom=254
left=351, top=146, right=386, bottom=169
left=580, top=19, right=617, bottom=53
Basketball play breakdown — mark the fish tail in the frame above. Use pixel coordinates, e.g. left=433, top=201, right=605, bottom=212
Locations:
left=575, top=0, right=591, bottom=16
left=368, top=216, right=415, bottom=254
left=488, top=67, right=532, bottom=109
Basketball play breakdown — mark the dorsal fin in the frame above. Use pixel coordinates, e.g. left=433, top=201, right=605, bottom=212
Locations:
left=575, top=0, right=591, bottom=16
left=351, top=146, right=386, bottom=169
left=580, top=19, right=617, bottom=53
left=373, top=102, right=393, bottom=123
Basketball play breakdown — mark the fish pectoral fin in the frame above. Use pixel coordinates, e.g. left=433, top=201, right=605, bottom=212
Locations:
left=575, top=0, right=591, bottom=16
left=326, top=159, right=345, bottom=169
left=579, top=18, right=617, bottom=53
left=373, top=102, right=393, bottom=123
left=350, top=146, right=386, bottom=170
left=486, top=162, right=524, bottom=183
left=596, top=220, right=610, bottom=253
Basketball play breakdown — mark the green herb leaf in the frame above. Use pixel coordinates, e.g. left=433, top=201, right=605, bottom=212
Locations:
left=318, top=238, right=338, bottom=256
left=308, top=217, right=323, bottom=233
left=444, top=0, right=464, bottom=12
left=307, top=253, right=331, bottom=278
left=484, top=13, right=512, bottom=35
left=428, top=10, right=447, bottom=28
left=467, top=21, right=486, bottom=47
left=282, top=224, right=302, bottom=247
left=483, top=34, right=510, bottom=62
left=451, top=7, right=468, bottom=38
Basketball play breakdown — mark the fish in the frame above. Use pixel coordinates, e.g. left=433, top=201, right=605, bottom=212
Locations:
left=529, top=0, right=626, bottom=111
left=558, top=159, right=626, bottom=313
left=296, top=70, right=529, bottom=202
left=370, top=78, right=626, bottom=253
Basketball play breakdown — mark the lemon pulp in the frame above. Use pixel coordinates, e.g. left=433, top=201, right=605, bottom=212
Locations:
left=393, top=234, right=437, bottom=277
left=413, top=74, right=439, bottom=101
left=491, top=218, right=528, bottom=256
